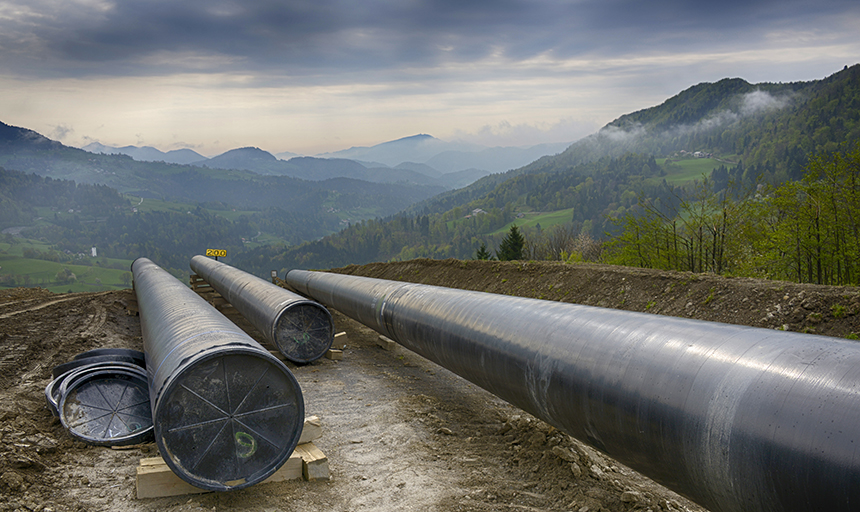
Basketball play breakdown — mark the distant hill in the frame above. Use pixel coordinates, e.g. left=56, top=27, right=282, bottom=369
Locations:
left=407, top=63, right=860, bottom=217
left=194, top=146, right=280, bottom=171
left=196, top=149, right=455, bottom=186
left=318, top=134, right=466, bottom=166
left=318, top=134, right=572, bottom=174
left=78, top=134, right=568, bottom=188
left=0, top=123, right=446, bottom=222
left=274, top=150, right=303, bottom=160
left=394, top=162, right=442, bottom=177
left=82, top=142, right=206, bottom=164
left=0, top=122, right=62, bottom=150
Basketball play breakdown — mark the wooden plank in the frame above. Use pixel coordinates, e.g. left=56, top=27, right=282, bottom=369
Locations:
left=325, top=349, right=343, bottom=360
left=294, top=443, right=330, bottom=481
left=136, top=452, right=302, bottom=499
left=136, top=416, right=323, bottom=498
left=377, top=335, right=396, bottom=351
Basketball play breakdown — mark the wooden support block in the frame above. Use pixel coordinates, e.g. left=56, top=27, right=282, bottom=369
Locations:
left=298, top=415, right=322, bottom=445
left=377, top=335, right=396, bottom=351
left=136, top=453, right=302, bottom=498
left=189, top=276, right=210, bottom=289
left=136, top=416, right=324, bottom=498
left=333, top=331, right=348, bottom=347
left=294, top=443, right=330, bottom=481
left=325, top=349, right=343, bottom=360
left=211, top=297, right=231, bottom=309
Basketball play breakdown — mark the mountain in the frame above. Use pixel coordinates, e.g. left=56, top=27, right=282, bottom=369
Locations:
left=0, top=122, right=446, bottom=224
left=0, top=121, right=62, bottom=150
left=229, top=64, right=860, bottom=273
left=78, top=134, right=569, bottom=188
left=82, top=142, right=205, bottom=164
left=528, top=64, right=860, bottom=179
left=407, top=64, right=860, bottom=217
left=316, top=134, right=571, bottom=174
left=394, top=162, right=442, bottom=177
left=318, top=134, right=466, bottom=166
left=275, top=150, right=303, bottom=160
left=194, top=146, right=279, bottom=171
left=196, top=150, right=448, bottom=185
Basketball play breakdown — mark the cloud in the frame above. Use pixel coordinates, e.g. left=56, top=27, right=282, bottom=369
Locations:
left=0, top=0, right=857, bottom=154
left=49, top=123, right=73, bottom=140
left=2, top=0, right=857, bottom=81
left=451, top=118, right=601, bottom=147
left=589, top=87, right=797, bottom=155
left=741, top=89, right=793, bottom=115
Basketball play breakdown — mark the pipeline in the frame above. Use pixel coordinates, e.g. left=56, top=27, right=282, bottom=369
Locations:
left=133, top=258, right=304, bottom=491
left=190, top=255, right=334, bottom=363
left=287, top=269, right=860, bottom=512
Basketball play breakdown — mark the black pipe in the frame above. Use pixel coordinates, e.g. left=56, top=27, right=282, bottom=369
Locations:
left=286, top=269, right=860, bottom=512
left=133, top=258, right=304, bottom=491
left=190, top=255, right=333, bottom=363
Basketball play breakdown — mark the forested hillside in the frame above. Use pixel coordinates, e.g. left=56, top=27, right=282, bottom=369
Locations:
left=0, top=123, right=445, bottom=218
left=0, top=168, right=126, bottom=227
left=0, top=167, right=338, bottom=275
left=608, top=143, right=860, bottom=286
left=232, top=65, right=860, bottom=280
left=528, top=64, right=859, bottom=179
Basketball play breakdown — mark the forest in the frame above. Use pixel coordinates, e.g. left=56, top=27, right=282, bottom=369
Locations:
left=607, top=143, right=860, bottom=286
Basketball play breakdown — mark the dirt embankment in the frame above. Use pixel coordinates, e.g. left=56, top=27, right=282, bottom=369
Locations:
left=0, top=260, right=858, bottom=512
left=332, top=259, right=860, bottom=339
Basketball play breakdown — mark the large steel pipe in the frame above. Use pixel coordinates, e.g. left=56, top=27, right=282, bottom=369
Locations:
left=132, top=258, right=304, bottom=491
left=287, top=270, right=860, bottom=512
left=190, top=255, right=333, bottom=363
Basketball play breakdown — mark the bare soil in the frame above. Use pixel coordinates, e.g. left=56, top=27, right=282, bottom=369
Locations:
left=1, top=259, right=858, bottom=512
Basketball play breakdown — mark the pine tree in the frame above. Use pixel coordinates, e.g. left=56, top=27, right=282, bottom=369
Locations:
left=496, top=225, right=525, bottom=261
left=475, top=242, right=493, bottom=260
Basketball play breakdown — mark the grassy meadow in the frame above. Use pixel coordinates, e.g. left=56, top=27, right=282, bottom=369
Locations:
left=0, top=239, right=133, bottom=293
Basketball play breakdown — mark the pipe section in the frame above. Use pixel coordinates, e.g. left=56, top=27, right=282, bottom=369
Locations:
left=133, top=258, right=304, bottom=491
left=287, top=269, right=860, bottom=512
left=190, top=255, right=333, bottom=363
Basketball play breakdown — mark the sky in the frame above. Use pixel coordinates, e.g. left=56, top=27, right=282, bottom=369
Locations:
left=1, top=0, right=858, bottom=157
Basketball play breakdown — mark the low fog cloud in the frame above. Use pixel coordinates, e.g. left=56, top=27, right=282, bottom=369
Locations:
left=49, top=123, right=73, bottom=141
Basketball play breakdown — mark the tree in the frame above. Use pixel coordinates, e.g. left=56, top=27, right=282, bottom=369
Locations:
left=496, top=225, right=525, bottom=261
left=474, top=242, right=493, bottom=260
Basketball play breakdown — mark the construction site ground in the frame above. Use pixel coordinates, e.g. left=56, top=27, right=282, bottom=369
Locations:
left=1, top=258, right=859, bottom=512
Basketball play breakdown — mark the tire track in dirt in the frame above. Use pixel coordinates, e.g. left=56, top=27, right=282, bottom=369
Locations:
left=0, top=291, right=111, bottom=320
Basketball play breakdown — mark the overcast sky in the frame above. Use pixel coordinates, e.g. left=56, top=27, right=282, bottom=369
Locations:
left=1, top=0, right=858, bottom=156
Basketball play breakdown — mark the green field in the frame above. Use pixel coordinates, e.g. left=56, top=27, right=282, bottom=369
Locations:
left=490, top=208, right=575, bottom=235
left=654, top=157, right=737, bottom=185
left=0, top=240, right=133, bottom=293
